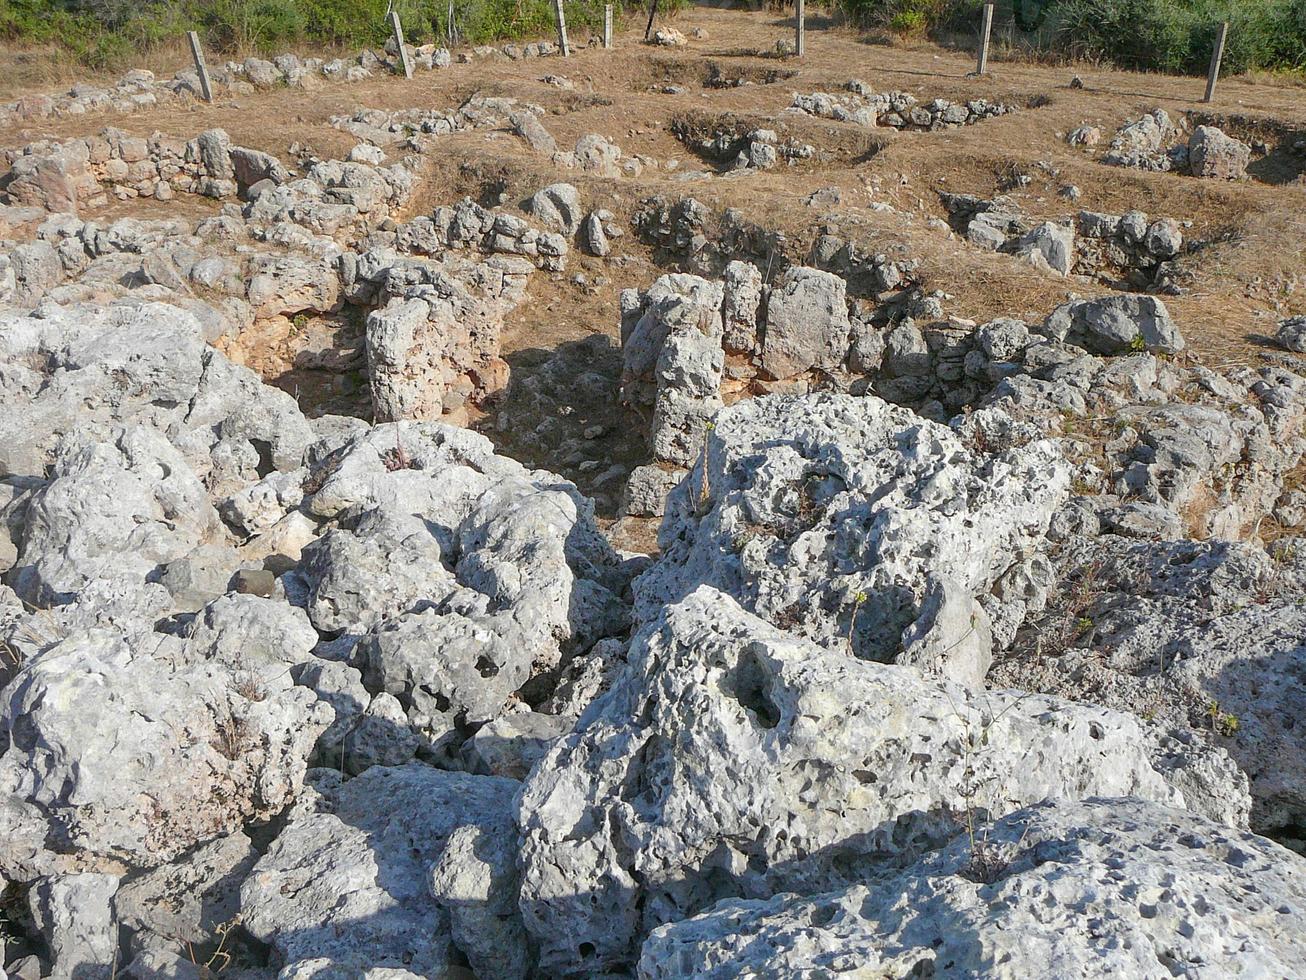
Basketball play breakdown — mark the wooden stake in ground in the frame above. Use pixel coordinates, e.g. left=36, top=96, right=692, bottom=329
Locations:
left=1204, top=21, right=1229, bottom=103
left=389, top=8, right=413, bottom=79
left=447, top=0, right=456, bottom=46
left=645, top=0, right=659, bottom=41
left=186, top=31, right=213, bottom=103
left=795, top=0, right=805, bottom=56
left=554, top=0, right=570, bottom=56
left=976, top=3, right=994, bottom=75
left=604, top=3, right=613, bottom=49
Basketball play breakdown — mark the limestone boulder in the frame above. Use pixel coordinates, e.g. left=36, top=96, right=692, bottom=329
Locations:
left=241, top=764, right=527, bottom=977
left=0, top=625, right=330, bottom=877
left=1189, top=125, right=1251, bottom=179
left=759, top=266, right=850, bottom=379
left=638, top=393, right=1071, bottom=674
left=639, top=797, right=1306, bottom=979
left=516, top=589, right=1249, bottom=975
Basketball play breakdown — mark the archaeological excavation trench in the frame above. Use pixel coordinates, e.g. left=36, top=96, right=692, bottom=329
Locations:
left=0, top=7, right=1304, bottom=978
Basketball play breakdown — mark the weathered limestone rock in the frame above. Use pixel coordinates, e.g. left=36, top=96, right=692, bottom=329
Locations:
left=581, top=211, right=610, bottom=256
left=1013, top=220, right=1074, bottom=276
left=113, top=831, right=257, bottom=958
left=760, top=266, right=850, bottom=378
left=0, top=625, right=330, bottom=876
left=573, top=133, right=623, bottom=177
left=639, top=797, right=1306, bottom=979
left=430, top=823, right=532, bottom=979
left=1189, top=125, right=1251, bottom=180
left=623, top=464, right=684, bottom=517
left=246, top=253, right=341, bottom=318
left=1042, top=294, right=1184, bottom=355
left=229, top=146, right=291, bottom=188
left=720, top=260, right=763, bottom=354
left=651, top=323, right=724, bottom=468
left=511, top=111, right=558, bottom=155
left=1276, top=315, right=1306, bottom=353
left=638, top=393, right=1070, bottom=667
left=517, top=589, right=1249, bottom=975
left=11, top=425, right=221, bottom=607
left=29, top=873, right=120, bottom=980
left=461, top=710, right=570, bottom=779
left=5, top=143, right=97, bottom=214
left=241, top=764, right=526, bottom=977
left=525, top=182, right=581, bottom=235
left=294, top=421, right=629, bottom=753
left=1103, top=108, right=1179, bottom=170
left=992, top=537, right=1306, bottom=836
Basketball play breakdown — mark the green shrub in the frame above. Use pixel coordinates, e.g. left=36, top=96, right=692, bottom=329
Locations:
left=889, top=8, right=927, bottom=33
left=1050, top=0, right=1305, bottom=74
left=829, top=0, right=1304, bottom=74
left=0, top=0, right=631, bottom=66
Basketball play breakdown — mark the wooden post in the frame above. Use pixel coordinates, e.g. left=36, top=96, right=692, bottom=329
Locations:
left=795, top=0, right=805, bottom=56
left=976, top=3, right=994, bottom=75
left=603, top=3, right=613, bottom=48
left=389, top=9, right=413, bottom=79
left=644, top=0, right=659, bottom=40
left=554, top=0, right=570, bottom=56
left=186, top=31, right=213, bottom=103
left=1204, top=21, right=1228, bottom=103
left=447, top=0, right=456, bottom=45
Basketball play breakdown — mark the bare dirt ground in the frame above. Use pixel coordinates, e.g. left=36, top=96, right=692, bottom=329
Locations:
left=5, top=7, right=1304, bottom=535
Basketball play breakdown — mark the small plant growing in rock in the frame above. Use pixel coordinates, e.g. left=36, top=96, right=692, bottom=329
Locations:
left=0, top=640, right=20, bottom=670
left=1129, top=333, right=1148, bottom=353
left=233, top=672, right=266, bottom=703
left=1208, top=701, right=1239, bottom=737
left=381, top=426, right=418, bottom=472
left=184, top=913, right=242, bottom=976
left=961, top=823, right=1025, bottom=885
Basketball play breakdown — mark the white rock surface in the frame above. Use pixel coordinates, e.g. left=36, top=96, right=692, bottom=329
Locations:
left=0, top=623, right=330, bottom=876
left=241, top=764, right=525, bottom=977
left=517, top=588, right=1248, bottom=975
left=639, top=797, right=1306, bottom=979
left=638, top=393, right=1071, bottom=672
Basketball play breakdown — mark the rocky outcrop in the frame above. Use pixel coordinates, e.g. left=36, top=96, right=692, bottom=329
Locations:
left=638, top=393, right=1071, bottom=673
left=292, top=421, right=631, bottom=759
left=940, top=193, right=1186, bottom=292
left=1102, top=111, right=1253, bottom=181
left=0, top=621, right=330, bottom=876
left=241, top=764, right=528, bottom=977
left=760, top=266, right=850, bottom=377
left=992, top=536, right=1306, bottom=836
left=1103, top=108, right=1184, bottom=171
left=1042, top=294, right=1184, bottom=355
left=790, top=85, right=1016, bottom=130
left=1277, top=315, right=1306, bottom=353
left=517, top=590, right=1249, bottom=975
left=638, top=797, right=1306, bottom=979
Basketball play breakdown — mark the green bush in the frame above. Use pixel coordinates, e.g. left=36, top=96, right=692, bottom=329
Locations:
left=1049, top=0, right=1306, bottom=74
left=0, top=0, right=630, bottom=66
left=831, top=0, right=1304, bottom=74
